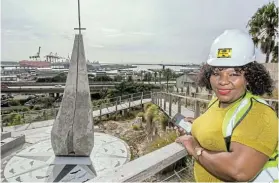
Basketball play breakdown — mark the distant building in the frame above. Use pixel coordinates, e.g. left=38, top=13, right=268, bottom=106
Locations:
left=262, top=63, right=278, bottom=88
left=1, top=75, right=19, bottom=82
left=95, top=71, right=107, bottom=77
left=176, top=72, right=197, bottom=87
left=176, top=72, right=207, bottom=95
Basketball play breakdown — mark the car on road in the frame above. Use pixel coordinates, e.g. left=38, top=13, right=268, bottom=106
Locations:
left=54, top=84, right=62, bottom=87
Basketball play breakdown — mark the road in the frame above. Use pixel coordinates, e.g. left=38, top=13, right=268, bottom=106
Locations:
left=4, top=81, right=176, bottom=87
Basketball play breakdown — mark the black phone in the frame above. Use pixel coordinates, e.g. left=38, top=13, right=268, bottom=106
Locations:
left=171, top=113, right=192, bottom=135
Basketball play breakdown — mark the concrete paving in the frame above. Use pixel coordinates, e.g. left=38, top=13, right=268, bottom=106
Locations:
left=2, top=133, right=130, bottom=182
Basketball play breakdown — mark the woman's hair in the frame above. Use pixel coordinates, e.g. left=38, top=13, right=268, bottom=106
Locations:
left=197, top=61, right=274, bottom=96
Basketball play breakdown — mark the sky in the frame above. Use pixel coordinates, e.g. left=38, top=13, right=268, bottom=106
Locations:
left=1, top=0, right=275, bottom=64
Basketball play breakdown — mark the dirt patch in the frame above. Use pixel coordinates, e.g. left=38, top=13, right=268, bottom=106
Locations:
left=98, top=118, right=149, bottom=159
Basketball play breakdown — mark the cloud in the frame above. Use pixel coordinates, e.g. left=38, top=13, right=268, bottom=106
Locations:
left=1, top=0, right=275, bottom=64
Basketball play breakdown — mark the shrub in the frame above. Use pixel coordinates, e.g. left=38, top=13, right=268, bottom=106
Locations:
left=132, top=125, right=141, bottom=131
left=144, top=131, right=178, bottom=154
left=144, top=104, right=158, bottom=122
left=114, top=113, right=123, bottom=121
left=144, top=102, right=153, bottom=112
left=21, top=107, right=30, bottom=112
left=8, top=99, right=21, bottom=106
left=7, top=113, right=24, bottom=126
left=137, top=112, right=145, bottom=122
left=153, top=112, right=169, bottom=130
left=33, top=106, right=42, bottom=110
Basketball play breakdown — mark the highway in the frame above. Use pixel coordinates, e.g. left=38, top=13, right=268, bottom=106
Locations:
left=1, top=81, right=176, bottom=94
left=1, top=85, right=116, bottom=94
left=3, top=81, right=176, bottom=87
left=8, top=85, right=115, bottom=89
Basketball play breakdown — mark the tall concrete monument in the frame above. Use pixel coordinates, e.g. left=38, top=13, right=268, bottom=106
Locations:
left=51, top=34, right=94, bottom=156
left=51, top=1, right=94, bottom=157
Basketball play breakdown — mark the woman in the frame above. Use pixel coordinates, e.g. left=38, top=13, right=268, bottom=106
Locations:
left=176, top=29, right=278, bottom=182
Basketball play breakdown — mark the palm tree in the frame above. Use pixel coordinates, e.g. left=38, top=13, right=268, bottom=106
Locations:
left=271, top=41, right=278, bottom=63
left=159, top=70, right=162, bottom=84
left=247, top=1, right=278, bottom=63
left=154, top=71, right=157, bottom=84
left=163, top=68, right=173, bottom=92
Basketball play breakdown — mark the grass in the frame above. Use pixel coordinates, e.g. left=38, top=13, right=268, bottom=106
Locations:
left=144, top=131, right=178, bottom=154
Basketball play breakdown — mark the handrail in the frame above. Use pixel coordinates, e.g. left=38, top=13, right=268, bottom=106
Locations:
left=1, top=91, right=153, bottom=129
left=92, top=142, right=187, bottom=182
left=159, top=92, right=210, bottom=103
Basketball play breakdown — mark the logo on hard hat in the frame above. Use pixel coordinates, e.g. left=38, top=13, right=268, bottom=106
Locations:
left=217, top=48, right=232, bottom=58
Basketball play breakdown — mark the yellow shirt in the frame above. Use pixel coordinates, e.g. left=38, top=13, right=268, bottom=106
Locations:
left=191, top=100, right=278, bottom=182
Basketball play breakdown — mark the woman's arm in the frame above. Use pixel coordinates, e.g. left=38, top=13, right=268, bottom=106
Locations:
left=177, top=135, right=270, bottom=182
left=195, top=142, right=269, bottom=182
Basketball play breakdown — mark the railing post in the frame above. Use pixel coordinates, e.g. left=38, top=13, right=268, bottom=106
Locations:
left=169, top=94, right=172, bottom=117
left=131, top=94, right=133, bottom=102
left=164, top=93, right=167, bottom=111
left=99, top=104, right=102, bottom=121
left=129, top=95, right=131, bottom=109
left=141, top=92, right=143, bottom=105
left=178, top=97, right=181, bottom=114
left=194, top=100, right=200, bottom=118
left=115, top=99, right=118, bottom=112
left=155, top=93, right=158, bottom=105
left=159, top=93, right=162, bottom=108
left=119, top=96, right=122, bottom=105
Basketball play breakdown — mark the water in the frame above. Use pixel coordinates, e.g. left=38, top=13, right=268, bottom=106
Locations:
left=130, top=64, right=185, bottom=72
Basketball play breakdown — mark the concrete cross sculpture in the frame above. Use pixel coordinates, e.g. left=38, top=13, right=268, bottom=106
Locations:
left=51, top=0, right=94, bottom=156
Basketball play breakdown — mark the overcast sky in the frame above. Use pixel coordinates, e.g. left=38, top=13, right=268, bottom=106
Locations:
left=1, top=0, right=275, bottom=64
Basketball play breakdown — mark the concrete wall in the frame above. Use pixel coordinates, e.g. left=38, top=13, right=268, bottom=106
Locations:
left=262, top=63, right=278, bottom=88
left=1, top=134, right=25, bottom=155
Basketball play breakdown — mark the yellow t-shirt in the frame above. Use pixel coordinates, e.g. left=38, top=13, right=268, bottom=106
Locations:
left=191, top=100, right=278, bottom=182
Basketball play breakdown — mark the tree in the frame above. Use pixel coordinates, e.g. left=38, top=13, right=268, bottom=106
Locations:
left=163, top=68, right=173, bottom=92
left=127, top=75, right=133, bottom=82
left=271, top=42, right=278, bottom=63
left=140, top=70, right=145, bottom=83
left=115, top=82, right=127, bottom=97
left=159, top=70, right=162, bottom=84
left=93, top=75, right=113, bottom=82
left=114, top=75, right=123, bottom=82
left=144, top=72, right=152, bottom=84
left=247, top=1, right=278, bottom=63
left=154, top=72, right=157, bottom=84
left=52, top=73, right=67, bottom=82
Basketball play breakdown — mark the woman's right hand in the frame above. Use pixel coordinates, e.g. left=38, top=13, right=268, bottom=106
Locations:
left=175, top=116, right=195, bottom=136
left=185, top=117, right=195, bottom=124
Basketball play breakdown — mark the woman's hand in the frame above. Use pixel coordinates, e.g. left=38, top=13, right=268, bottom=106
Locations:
left=175, top=117, right=196, bottom=135
left=176, top=135, right=200, bottom=158
left=185, top=117, right=195, bottom=123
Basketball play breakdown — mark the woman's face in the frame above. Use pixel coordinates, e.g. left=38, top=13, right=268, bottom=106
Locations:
left=210, top=67, right=247, bottom=104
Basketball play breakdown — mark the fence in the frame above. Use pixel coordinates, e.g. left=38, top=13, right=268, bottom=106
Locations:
left=1, top=92, right=152, bottom=131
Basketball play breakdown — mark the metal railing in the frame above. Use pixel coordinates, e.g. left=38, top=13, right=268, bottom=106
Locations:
left=1, top=92, right=153, bottom=132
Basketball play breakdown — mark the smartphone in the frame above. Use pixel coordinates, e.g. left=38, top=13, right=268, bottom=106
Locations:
left=171, top=113, right=192, bottom=135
